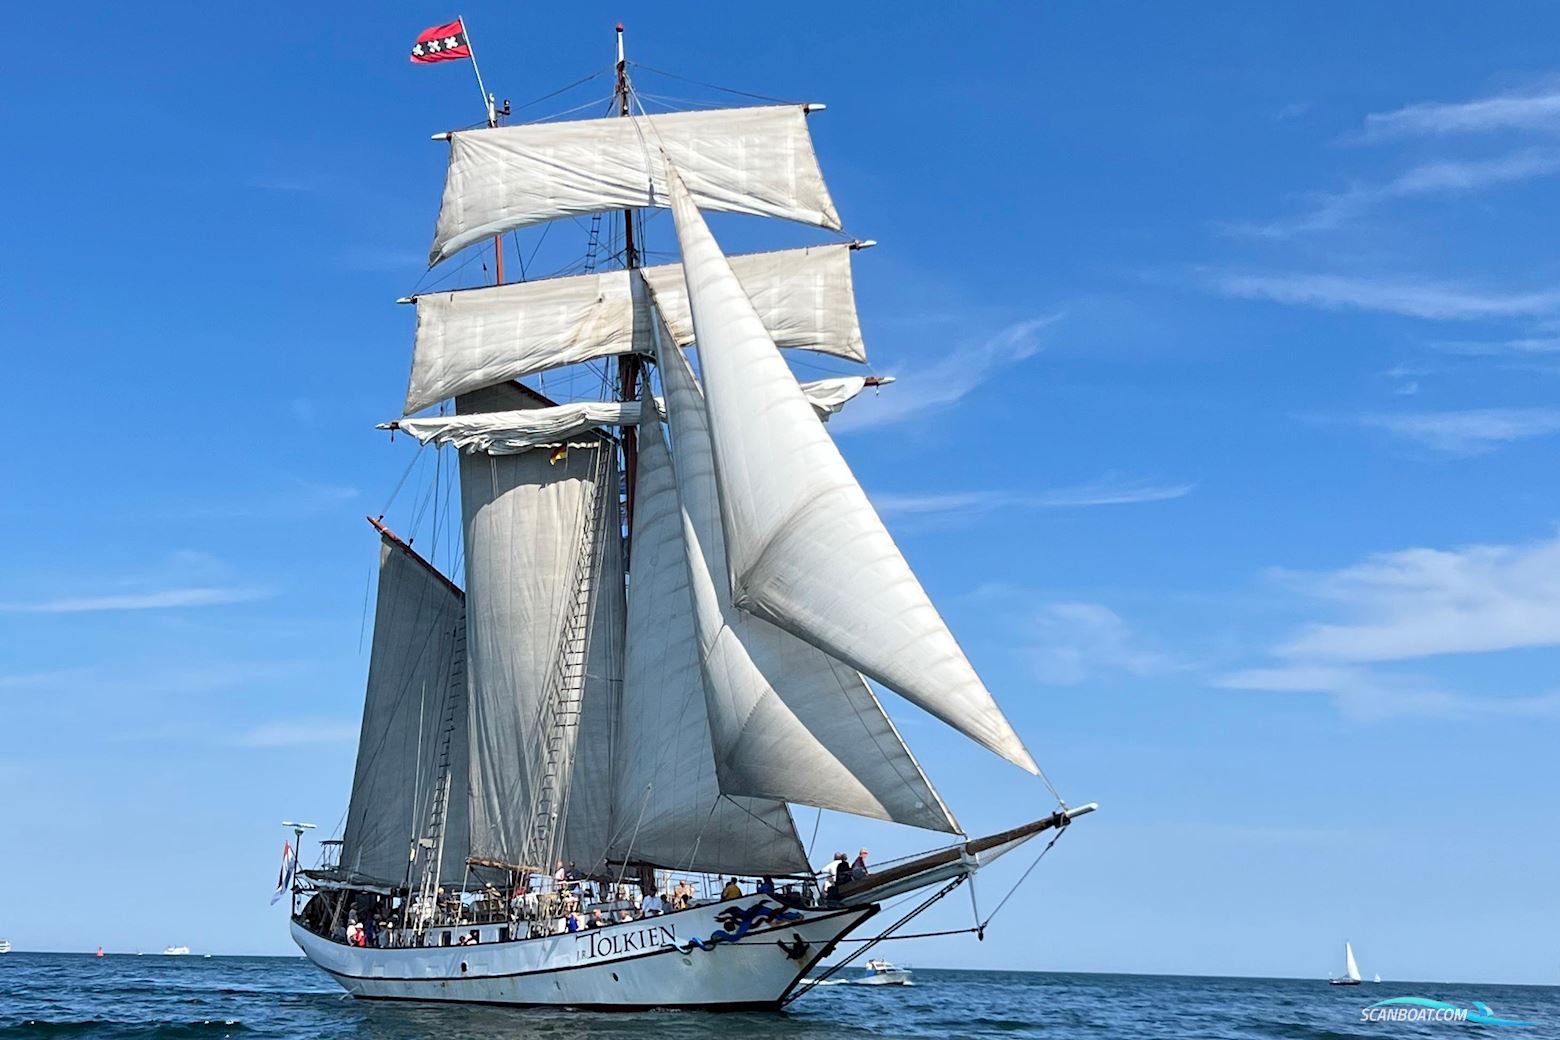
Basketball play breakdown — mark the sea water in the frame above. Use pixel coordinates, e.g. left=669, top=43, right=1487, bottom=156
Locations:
left=1, top=953, right=1555, bottom=1038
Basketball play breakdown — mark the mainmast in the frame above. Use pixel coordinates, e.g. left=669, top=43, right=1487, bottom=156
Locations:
left=614, top=23, right=642, bottom=537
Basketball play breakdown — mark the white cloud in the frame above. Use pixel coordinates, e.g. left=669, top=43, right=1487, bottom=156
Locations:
left=235, top=719, right=360, bottom=748
left=1026, top=602, right=1177, bottom=685
left=1205, top=270, right=1560, bottom=321
left=872, top=474, right=1193, bottom=519
left=1361, top=81, right=1560, bottom=140
left=1272, top=533, right=1560, bottom=663
left=830, top=316, right=1059, bottom=431
left=1357, top=408, right=1560, bottom=455
left=1218, top=531, right=1560, bottom=720
left=1216, top=664, right=1560, bottom=721
left=0, top=586, right=270, bottom=614
left=1432, top=335, right=1560, bottom=356
left=1229, top=150, right=1560, bottom=238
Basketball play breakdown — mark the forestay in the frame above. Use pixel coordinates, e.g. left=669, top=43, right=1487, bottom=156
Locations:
left=429, top=105, right=841, bottom=265
left=663, top=162, right=1039, bottom=775
left=656, top=327, right=957, bottom=833
left=404, top=245, right=863, bottom=413
left=341, top=534, right=469, bottom=888
left=609, top=413, right=808, bottom=874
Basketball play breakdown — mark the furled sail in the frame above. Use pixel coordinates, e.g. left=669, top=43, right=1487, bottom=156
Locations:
left=404, top=245, right=864, bottom=414
left=458, top=383, right=623, bottom=873
left=341, top=533, right=469, bottom=888
left=390, top=402, right=642, bottom=454
left=656, top=328, right=958, bottom=833
left=391, top=375, right=874, bottom=451
left=609, top=412, right=808, bottom=874
left=430, top=105, right=841, bottom=265
left=662, top=163, right=1039, bottom=775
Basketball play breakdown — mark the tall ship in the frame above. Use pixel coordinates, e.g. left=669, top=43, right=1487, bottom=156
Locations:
left=287, top=24, right=1094, bottom=1010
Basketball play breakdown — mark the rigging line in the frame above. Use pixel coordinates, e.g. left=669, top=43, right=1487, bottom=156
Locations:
left=806, top=807, right=823, bottom=861
left=508, top=64, right=615, bottom=113
left=979, top=825, right=1069, bottom=930
left=530, top=93, right=621, bottom=124
left=629, top=62, right=798, bottom=105
left=378, top=441, right=429, bottom=517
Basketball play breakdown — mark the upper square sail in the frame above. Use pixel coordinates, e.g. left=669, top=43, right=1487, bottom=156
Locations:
left=429, top=105, right=842, bottom=265
left=405, top=245, right=864, bottom=414
left=661, top=160, right=1040, bottom=775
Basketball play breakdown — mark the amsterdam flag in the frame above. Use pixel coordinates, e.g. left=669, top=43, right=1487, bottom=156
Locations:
left=410, top=20, right=471, bottom=63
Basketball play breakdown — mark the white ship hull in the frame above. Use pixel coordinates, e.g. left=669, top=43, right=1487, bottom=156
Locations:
left=292, top=899, right=876, bottom=1010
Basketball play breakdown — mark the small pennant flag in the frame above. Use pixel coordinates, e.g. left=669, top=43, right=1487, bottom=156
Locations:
left=548, top=444, right=569, bottom=466
left=410, top=20, right=471, bottom=64
left=270, top=841, right=294, bottom=905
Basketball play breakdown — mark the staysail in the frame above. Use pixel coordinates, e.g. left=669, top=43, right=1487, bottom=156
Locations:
left=340, top=532, right=469, bottom=888
left=430, top=105, right=840, bottom=264
left=655, top=323, right=958, bottom=833
left=1345, top=942, right=1362, bottom=983
left=610, top=411, right=809, bottom=874
left=662, top=161, right=1038, bottom=774
left=405, top=245, right=864, bottom=413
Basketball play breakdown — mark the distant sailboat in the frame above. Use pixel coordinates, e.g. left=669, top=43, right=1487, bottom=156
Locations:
left=95, top=946, right=104, bottom=958
left=1329, top=941, right=1362, bottom=986
left=1373, top=973, right=1381, bottom=983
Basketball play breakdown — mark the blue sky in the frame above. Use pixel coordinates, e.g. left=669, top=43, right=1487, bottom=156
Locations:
left=2, top=2, right=1558, bottom=985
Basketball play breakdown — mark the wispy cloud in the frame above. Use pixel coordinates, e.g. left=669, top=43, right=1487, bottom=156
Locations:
left=1204, top=269, right=1560, bottom=321
left=1026, top=602, right=1179, bottom=686
left=1217, top=665, right=1560, bottom=721
left=0, top=586, right=270, bottom=614
left=872, top=474, right=1193, bottom=520
left=1357, top=408, right=1560, bottom=455
left=1272, top=532, right=1560, bottom=662
left=1228, top=149, right=1560, bottom=238
left=235, top=718, right=360, bottom=748
left=831, top=316, right=1060, bottom=431
left=1361, top=80, right=1560, bottom=141
left=1218, top=531, right=1560, bottom=720
left=1432, top=335, right=1560, bottom=356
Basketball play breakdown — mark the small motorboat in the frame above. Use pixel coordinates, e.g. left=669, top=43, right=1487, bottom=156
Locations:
left=859, top=958, right=913, bottom=985
left=163, top=945, right=191, bottom=956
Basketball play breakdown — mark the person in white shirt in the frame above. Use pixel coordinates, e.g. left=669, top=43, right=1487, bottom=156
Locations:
left=642, top=891, right=665, bottom=917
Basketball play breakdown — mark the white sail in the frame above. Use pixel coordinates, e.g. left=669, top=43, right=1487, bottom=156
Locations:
left=1345, top=942, right=1362, bottom=982
left=657, top=327, right=957, bottom=833
left=662, top=162, right=1038, bottom=774
left=341, top=534, right=469, bottom=888
left=394, top=377, right=874, bottom=451
left=611, top=412, right=808, bottom=874
left=430, top=105, right=840, bottom=265
left=406, top=245, right=864, bottom=414
left=391, top=403, right=643, bottom=453
left=457, top=383, right=620, bottom=871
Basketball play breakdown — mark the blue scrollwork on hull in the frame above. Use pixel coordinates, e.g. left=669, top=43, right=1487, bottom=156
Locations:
left=675, top=900, right=805, bottom=953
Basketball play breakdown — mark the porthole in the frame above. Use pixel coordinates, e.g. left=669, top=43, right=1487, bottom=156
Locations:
left=460, top=961, right=468, bottom=973
left=611, top=972, right=619, bottom=982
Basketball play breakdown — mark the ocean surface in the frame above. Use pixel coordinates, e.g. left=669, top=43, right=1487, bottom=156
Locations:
left=1, top=953, right=1555, bottom=1039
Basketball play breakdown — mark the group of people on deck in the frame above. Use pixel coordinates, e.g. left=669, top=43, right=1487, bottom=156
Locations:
left=822, top=848, right=870, bottom=900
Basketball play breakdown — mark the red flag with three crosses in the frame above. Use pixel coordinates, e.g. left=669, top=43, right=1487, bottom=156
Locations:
left=410, top=20, right=471, bottom=63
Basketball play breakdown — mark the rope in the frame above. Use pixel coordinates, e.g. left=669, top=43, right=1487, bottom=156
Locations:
left=629, top=62, right=798, bottom=105
left=981, top=825, right=1069, bottom=930
left=784, top=879, right=963, bottom=1004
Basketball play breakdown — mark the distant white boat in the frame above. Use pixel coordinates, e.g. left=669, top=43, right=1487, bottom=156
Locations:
left=0, top=938, right=11, bottom=954
left=163, top=945, right=191, bottom=956
left=858, top=959, right=913, bottom=986
left=1329, top=941, right=1363, bottom=986
left=1373, top=973, right=1381, bottom=983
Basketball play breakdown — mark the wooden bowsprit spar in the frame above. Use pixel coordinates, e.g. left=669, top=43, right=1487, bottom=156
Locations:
left=783, top=803, right=1098, bottom=1004
left=837, top=802, right=1098, bottom=906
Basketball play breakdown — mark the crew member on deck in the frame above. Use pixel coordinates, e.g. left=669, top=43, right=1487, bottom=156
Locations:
left=721, top=877, right=743, bottom=899
left=852, top=848, right=870, bottom=879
